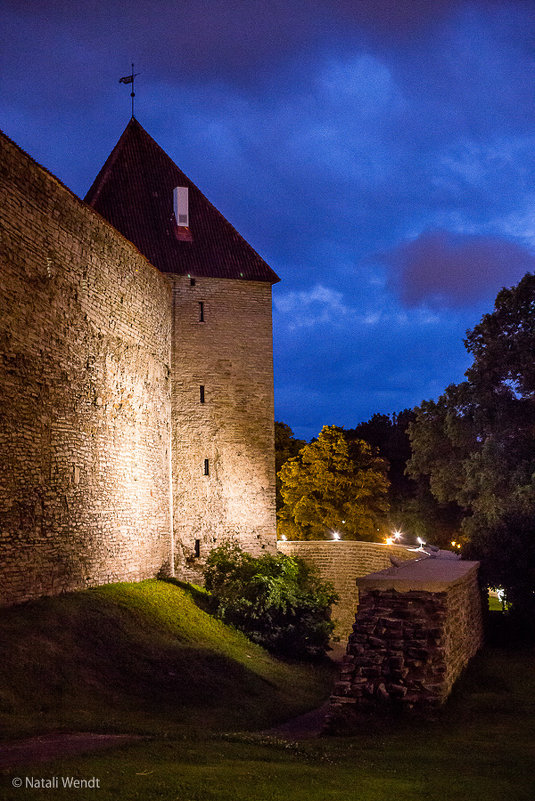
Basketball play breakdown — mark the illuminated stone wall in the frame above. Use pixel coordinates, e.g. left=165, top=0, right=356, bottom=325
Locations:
left=327, top=558, right=483, bottom=726
left=170, top=275, right=277, bottom=580
left=0, top=132, right=173, bottom=605
left=276, top=540, right=419, bottom=640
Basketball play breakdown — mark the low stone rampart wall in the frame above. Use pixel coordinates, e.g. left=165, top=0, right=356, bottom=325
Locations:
left=276, top=540, right=419, bottom=641
left=327, top=557, right=483, bottom=727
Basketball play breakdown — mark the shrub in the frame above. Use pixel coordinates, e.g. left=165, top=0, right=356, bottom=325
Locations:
left=203, top=543, right=338, bottom=659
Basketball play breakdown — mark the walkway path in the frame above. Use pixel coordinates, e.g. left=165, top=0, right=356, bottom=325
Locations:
left=262, top=642, right=346, bottom=740
left=0, top=732, right=143, bottom=770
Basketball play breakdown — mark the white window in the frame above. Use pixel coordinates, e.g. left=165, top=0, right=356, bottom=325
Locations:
left=173, top=186, right=189, bottom=227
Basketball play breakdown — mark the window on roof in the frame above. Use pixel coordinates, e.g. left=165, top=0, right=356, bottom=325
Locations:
left=173, top=186, right=189, bottom=227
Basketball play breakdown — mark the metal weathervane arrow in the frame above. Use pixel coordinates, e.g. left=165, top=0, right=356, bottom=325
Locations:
left=119, top=64, right=140, bottom=118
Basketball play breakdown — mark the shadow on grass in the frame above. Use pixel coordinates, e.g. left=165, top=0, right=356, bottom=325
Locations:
left=159, top=577, right=217, bottom=615
left=484, top=608, right=534, bottom=648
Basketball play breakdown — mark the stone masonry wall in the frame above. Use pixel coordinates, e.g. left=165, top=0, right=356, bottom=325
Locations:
left=442, top=568, right=484, bottom=693
left=170, top=275, right=276, bottom=580
left=0, top=132, right=173, bottom=605
left=327, top=559, right=483, bottom=728
left=276, top=540, right=418, bottom=640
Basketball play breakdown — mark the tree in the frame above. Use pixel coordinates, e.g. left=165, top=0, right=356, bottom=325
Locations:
left=464, top=512, right=535, bottom=627
left=408, top=273, right=535, bottom=618
left=347, top=410, right=416, bottom=502
left=464, top=272, right=535, bottom=398
left=277, top=425, right=389, bottom=541
left=347, top=410, right=462, bottom=547
left=274, top=421, right=306, bottom=513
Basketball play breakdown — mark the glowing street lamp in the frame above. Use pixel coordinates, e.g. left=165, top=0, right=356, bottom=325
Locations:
left=332, top=531, right=341, bottom=541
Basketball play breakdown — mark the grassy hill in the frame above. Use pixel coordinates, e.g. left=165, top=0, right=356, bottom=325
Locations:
left=0, top=579, right=334, bottom=739
left=1, top=589, right=534, bottom=801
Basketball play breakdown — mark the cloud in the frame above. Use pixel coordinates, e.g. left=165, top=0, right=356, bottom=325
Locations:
left=383, top=230, right=535, bottom=308
left=0, top=0, right=481, bottom=84
left=274, top=284, right=352, bottom=329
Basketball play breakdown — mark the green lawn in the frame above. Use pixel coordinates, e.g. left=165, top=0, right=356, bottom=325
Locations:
left=488, top=594, right=506, bottom=611
left=2, top=643, right=533, bottom=801
left=0, top=579, right=333, bottom=739
left=0, top=585, right=533, bottom=801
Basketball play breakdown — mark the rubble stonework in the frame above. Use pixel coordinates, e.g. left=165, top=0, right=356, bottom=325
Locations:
left=326, top=558, right=483, bottom=727
left=0, top=132, right=173, bottom=605
left=0, top=122, right=277, bottom=606
left=276, top=540, right=419, bottom=640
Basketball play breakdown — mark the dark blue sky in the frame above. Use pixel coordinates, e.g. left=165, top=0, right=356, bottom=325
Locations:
left=2, top=0, right=535, bottom=439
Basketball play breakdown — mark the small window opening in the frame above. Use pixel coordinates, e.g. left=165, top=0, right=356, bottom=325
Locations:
left=200, top=385, right=205, bottom=404
left=190, top=278, right=196, bottom=286
left=199, top=301, right=204, bottom=322
left=194, top=539, right=201, bottom=558
left=204, top=458, right=210, bottom=476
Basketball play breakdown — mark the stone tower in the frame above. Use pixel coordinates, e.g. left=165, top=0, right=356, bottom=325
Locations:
left=85, top=119, right=279, bottom=577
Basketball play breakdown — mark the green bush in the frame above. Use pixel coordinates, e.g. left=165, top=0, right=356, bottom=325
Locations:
left=203, top=543, right=338, bottom=659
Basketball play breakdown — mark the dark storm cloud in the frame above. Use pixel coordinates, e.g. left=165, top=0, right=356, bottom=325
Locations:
left=383, top=231, right=535, bottom=308
left=1, top=0, right=511, bottom=103
left=0, top=0, right=471, bottom=74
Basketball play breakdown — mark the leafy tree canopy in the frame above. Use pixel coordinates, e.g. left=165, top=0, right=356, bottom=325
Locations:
left=275, top=421, right=306, bottom=471
left=464, top=272, right=535, bottom=399
left=277, top=424, right=389, bottom=541
left=348, top=410, right=462, bottom=547
left=408, top=273, right=535, bottom=618
left=346, top=410, right=415, bottom=505
left=274, top=421, right=306, bottom=513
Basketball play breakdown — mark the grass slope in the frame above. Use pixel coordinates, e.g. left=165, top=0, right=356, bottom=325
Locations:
left=2, top=641, right=533, bottom=801
left=0, top=580, right=334, bottom=739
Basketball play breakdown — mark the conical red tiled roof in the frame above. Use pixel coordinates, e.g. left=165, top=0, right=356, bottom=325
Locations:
left=85, top=118, right=279, bottom=283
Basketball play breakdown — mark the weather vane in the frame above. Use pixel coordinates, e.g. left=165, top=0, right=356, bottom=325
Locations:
left=119, top=64, right=140, bottom=118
